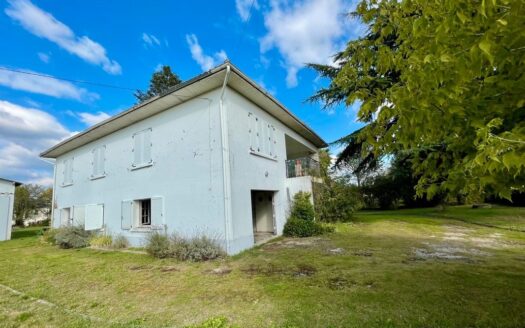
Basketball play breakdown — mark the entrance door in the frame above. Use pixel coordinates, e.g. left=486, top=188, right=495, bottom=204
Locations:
left=251, top=191, right=275, bottom=233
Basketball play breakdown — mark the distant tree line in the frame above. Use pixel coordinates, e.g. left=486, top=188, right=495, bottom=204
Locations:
left=14, top=184, right=52, bottom=226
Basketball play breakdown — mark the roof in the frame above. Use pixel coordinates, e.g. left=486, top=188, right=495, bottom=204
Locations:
left=41, top=61, right=328, bottom=158
left=0, top=178, right=22, bottom=186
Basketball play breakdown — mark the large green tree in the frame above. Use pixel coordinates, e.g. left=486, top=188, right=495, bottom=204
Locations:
left=134, top=65, right=182, bottom=103
left=310, top=0, right=525, bottom=201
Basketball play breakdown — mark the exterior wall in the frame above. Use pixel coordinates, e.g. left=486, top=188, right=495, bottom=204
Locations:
left=52, top=89, right=227, bottom=247
left=225, top=87, right=318, bottom=253
left=284, top=176, right=314, bottom=213
left=0, top=180, right=16, bottom=241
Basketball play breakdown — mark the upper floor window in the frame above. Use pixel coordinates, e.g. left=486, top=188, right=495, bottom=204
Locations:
left=248, top=113, right=277, bottom=159
left=91, top=145, right=106, bottom=179
left=62, top=157, right=74, bottom=186
left=132, top=128, right=152, bottom=168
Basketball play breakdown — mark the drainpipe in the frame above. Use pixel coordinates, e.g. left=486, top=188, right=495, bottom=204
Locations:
left=219, top=63, right=233, bottom=253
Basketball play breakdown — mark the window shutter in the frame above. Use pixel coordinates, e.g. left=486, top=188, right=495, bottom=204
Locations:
left=256, top=118, right=262, bottom=152
left=85, top=204, right=104, bottom=231
left=143, top=129, right=152, bottom=164
left=151, top=197, right=164, bottom=230
left=133, top=132, right=143, bottom=166
left=248, top=113, right=255, bottom=151
left=270, top=126, right=276, bottom=157
left=73, top=206, right=86, bottom=227
left=121, top=200, right=133, bottom=230
left=98, top=146, right=105, bottom=175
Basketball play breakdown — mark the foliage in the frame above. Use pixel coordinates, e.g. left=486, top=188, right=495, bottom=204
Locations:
left=40, top=228, right=59, bottom=245
left=112, top=234, right=129, bottom=249
left=169, top=234, right=225, bottom=262
left=90, top=234, right=113, bottom=248
left=283, top=218, right=327, bottom=237
left=290, top=192, right=315, bottom=221
left=145, top=232, right=225, bottom=261
left=309, top=0, right=525, bottom=201
left=54, top=226, right=94, bottom=249
left=145, top=232, right=172, bottom=258
left=185, top=316, right=232, bottom=328
left=134, top=65, right=182, bottom=103
left=14, top=184, right=52, bottom=226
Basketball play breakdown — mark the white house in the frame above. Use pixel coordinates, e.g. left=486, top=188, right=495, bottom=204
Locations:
left=41, top=62, right=327, bottom=254
left=0, top=178, right=21, bottom=241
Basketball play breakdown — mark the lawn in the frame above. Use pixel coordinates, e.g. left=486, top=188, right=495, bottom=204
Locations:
left=0, top=206, right=524, bottom=328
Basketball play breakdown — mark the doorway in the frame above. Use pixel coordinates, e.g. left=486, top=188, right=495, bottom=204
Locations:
left=251, top=190, right=276, bottom=244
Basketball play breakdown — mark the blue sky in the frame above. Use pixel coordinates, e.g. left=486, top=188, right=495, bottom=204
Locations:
left=0, top=0, right=364, bottom=185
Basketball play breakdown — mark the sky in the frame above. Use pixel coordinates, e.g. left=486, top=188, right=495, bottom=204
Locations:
left=0, top=0, right=364, bottom=185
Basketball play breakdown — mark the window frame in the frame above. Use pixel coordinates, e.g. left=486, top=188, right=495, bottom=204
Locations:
left=61, top=157, right=74, bottom=187
left=131, top=128, right=153, bottom=170
left=90, top=145, right=107, bottom=180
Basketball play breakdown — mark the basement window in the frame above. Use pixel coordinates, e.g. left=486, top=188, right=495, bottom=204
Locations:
left=139, top=199, right=151, bottom=226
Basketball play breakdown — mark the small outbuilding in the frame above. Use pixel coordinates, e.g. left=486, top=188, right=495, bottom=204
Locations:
left=0, top=178, right=21, bottom=241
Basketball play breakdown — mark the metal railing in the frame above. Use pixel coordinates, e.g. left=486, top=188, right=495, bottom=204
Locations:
left=286, top=157, right=320, bottom=178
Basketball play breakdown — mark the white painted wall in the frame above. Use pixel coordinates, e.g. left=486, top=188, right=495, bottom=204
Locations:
left=225, top=88, right=318, bottom=253
left=52, top=89, right=227, bottom=247
left=0, top=180, right=16, bottom=241
left=51, top=86, right=319, bottom=254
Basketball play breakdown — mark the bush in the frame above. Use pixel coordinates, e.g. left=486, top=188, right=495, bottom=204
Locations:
left=170, top=234, right=225, bottom=262
left=90, top=234, right=113, bottom=248
left=54, top=226, right=94, bottom=249
left=145, top=232, right=225, bottom=261
left=283, top=218, right=326, bottom=237
left=41, top=228, right=59, bottom=245
left=290, top=192, right=315, bottom=221
left=145, top=232, right=171, bottom=258
left=112, top=234, right=129, bottom=249
left=314, top=181, right=362, bottom=222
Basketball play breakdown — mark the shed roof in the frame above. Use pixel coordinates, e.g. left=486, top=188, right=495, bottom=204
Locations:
left=0, top=178, right=22, bottom=186
left=41, top=61, right=327, bottom=158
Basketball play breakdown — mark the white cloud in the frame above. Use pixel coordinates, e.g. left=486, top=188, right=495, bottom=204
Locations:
left=0, top=67, right=98, bottom=101
left=77, top=111, right=110, bottom=126
left=260, top=0, right=358, bottom=87
left=0, top=100, right=72, bottom=185
left=185, top=34, right=228, bottom=71
left=37, top=52, right=50, bottom=63
left=142, top=33, right=161, bottom=47
left=6, top=0, right=121, bottom=74
left=236, top=0, right=259, bottom=22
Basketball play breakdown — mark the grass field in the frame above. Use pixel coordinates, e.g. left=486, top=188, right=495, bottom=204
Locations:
left=0, top=206, right=524, bottom=327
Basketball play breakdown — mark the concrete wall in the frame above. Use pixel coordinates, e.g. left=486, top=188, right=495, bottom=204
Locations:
left=52, top=89, right=227, bottom=247
left=0, top=180, right=16, bottom=241
left=225, top=87, right=318, bottom=253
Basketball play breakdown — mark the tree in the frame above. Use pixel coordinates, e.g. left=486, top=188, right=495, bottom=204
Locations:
left=134, top=66, right=182, bottom=103
left=310, top=0, right=525, bottom=201
left=13, top=184, right=52, bottom=226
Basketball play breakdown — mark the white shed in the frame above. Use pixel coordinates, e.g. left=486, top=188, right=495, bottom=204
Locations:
left=0, top=178, right=21, bottom=241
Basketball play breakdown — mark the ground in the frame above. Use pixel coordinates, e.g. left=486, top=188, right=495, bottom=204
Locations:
left=0, top=206, right=524, bottom=328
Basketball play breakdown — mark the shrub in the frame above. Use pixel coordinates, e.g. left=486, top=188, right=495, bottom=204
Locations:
left=314, top=181, right=362, bottom=222
left=112, top=234, right=129, bottom=249
left=90, top=234, right=113, bottom=248
left=283, top=218, right=326, bottom=237
left=54, top=226, right=94, bottom=249
left=145, top=232, right=171, bottom=258
left=41, top=228, right=59, bottom=245
left=290, top=192, right=315, bottom=221
left=170, top=234, right=225, bottom=262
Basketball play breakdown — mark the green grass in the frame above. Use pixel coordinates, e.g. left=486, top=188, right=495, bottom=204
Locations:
left=0, top=206, right=524, bottom=327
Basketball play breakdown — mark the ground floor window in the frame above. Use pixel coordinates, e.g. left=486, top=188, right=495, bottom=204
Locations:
left=140, top=199, right=151, bottom=226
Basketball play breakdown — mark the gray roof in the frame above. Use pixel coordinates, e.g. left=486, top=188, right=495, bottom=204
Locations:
left=0, top=178, right=22, bottom=186
left=41, top=61, right=328, bottom=158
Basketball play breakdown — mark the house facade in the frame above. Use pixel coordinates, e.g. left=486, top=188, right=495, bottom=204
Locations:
left=0, top=178, right=21, bottom=241
left=41, top=62, right=327, bottom=254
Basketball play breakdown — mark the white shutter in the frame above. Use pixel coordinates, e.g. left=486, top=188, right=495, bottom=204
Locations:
left=121, top=200, right=133, bottom=230
left=248, top=113, right=255, bottom=151
left=97, top=146, right=105, bottom=175
left=256, top=118, right=262, bottom=153
left=151, top=197, right=164, bottom=230
left=73, top=206, right=85, bottom=227
left=143, top=129, right=152, bottom=164
left=133, top=132, right=143, bottom=166
left=85, top=204, right=104, bottom=231
left=270, top=126, right=276, bottom=157
left=60, top=208, right=70, bottom=226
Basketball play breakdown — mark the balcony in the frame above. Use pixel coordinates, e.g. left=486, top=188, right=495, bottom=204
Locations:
left=286, top=157, right=320, bottom=178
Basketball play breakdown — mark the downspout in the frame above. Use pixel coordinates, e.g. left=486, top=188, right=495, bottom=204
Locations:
left=219, top=63, right=233, bottom=253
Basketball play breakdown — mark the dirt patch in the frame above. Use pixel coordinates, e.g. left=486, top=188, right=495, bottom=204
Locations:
left=294, top=264, right=317, bottom=277
left=412, top=242, right=489, bottom=262
left=262, top=237, right=326, bottom=251
left=327, top=276, right=356, bottom=290
left=353, top=249, right=373, bottom=257
left=127, top=264, right=151, bottom=271
left=159, top=266, right=179, bottom=272
left=241, top=263, right=285, bottom=276
left=206, top=267, right=232, bottom=275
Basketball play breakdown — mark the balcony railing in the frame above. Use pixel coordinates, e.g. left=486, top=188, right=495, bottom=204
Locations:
left=286, top=157, right=320, bottom=178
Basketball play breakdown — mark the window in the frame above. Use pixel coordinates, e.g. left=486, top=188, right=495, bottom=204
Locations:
left=248, top=113, right=277, bottom=159
left=132, top=128, right=152, bottom=168
left=91, top=145, right=106, bottom=179
left=140, top=199, right=151, bottom=226
left=62, top=158, right=74, bottom=186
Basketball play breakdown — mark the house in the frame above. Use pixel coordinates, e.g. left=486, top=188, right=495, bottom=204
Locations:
left=41, top=62, right=327, bottom=254
left=0, top=178, right=21, bottom=241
